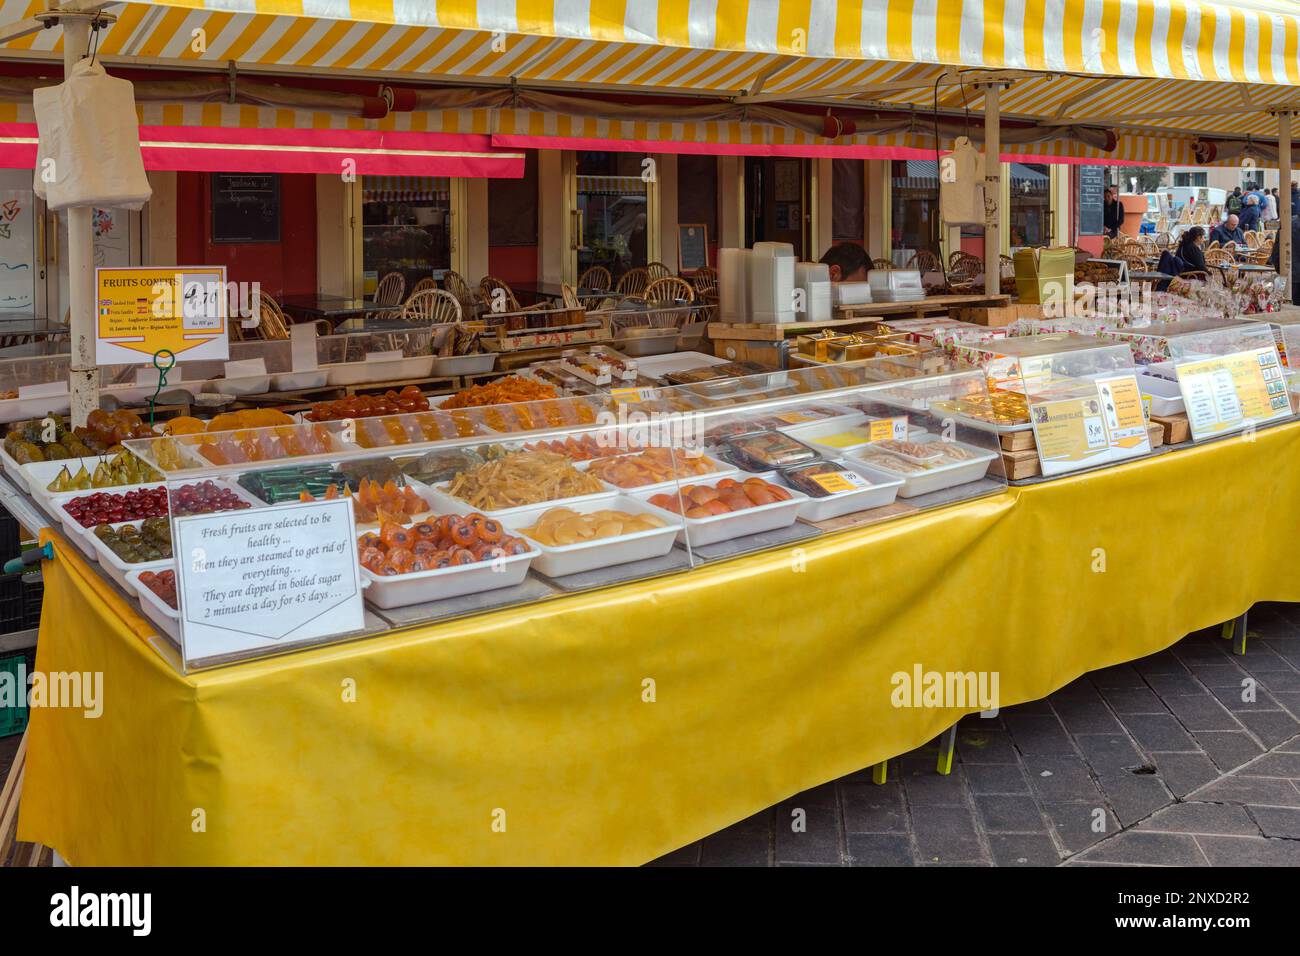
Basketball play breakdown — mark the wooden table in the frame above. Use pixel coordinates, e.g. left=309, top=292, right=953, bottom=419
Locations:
left=279, top=295, right=402, bottom=329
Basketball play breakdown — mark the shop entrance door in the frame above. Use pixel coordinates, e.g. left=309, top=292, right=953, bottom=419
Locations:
left=744, top=157, right=808, bottom=257
left=570, top=152, right=657, bottom=285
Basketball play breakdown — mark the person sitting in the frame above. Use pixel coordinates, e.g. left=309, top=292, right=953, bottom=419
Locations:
left=818, top=242, right=870, bottom=282
left=1238, top=194, right=1262, bottom=232
left=1209, top=215, right=1245, bottom=246
left=1174, top=227, right=1207, bottom=274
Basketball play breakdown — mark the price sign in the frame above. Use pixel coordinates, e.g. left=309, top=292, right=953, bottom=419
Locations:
left=809, top=470, right=872, bottom=495
left=1175, top=346, right=1291, bottom=441
left=1028, top=374, right=1152, bottom=477
left=95, top=266, right=230, bottom=365
left=867, top=417, right=909, bottom=442
left=173, top=499, right=364, bottom=667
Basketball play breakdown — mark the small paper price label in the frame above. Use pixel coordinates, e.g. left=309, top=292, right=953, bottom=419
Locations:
left=868, top=417, right=908, bottom=442
left=775, top=411, right=814, bottom=424
left=811, top=470, right=870, bottom=495
left=611, top=387, right=652, bottom=404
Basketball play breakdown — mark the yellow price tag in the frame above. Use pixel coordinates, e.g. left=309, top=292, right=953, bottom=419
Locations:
left=810, top=471, right=868, bottom=495
left=867, top=417, right=908, bottom=442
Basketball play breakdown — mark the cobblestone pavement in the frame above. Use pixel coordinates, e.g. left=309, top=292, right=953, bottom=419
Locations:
left=652, top=602, right=1300, bottom=867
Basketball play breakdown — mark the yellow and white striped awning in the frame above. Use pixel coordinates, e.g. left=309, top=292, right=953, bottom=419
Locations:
left=4, top=1, right=1300, bottom=146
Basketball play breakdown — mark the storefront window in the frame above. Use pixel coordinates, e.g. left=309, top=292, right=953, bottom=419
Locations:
left=677, top=154, right=717, bottom=269
left=361, top=176, right=450, bottom=295
left=577, top=152, right=649, bottom=279
left=890, top=160, right=939, bottom=264
left=832, top=159, right=865, bottom=242
left=1009, top=163, right=1051, bottom=249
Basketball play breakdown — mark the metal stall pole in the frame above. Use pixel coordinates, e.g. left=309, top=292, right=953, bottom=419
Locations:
left=1278, top=109, right=1293, bottom=297
left=978, top=81, right=1008, bottom=290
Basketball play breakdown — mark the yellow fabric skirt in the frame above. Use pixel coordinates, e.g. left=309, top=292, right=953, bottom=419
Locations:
left=19, top=422, right=1300, bottom=865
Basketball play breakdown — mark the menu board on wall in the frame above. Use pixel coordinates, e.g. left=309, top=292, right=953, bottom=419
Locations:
left=212, top=173, right=280, bottom=244
left=1078, top=165, right=1106, bottom=236
left=677, top=223, right=708, bottom=273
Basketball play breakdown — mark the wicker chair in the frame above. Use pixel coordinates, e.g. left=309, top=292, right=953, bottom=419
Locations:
left=410, top=277, right=438, bottom=296
left=374, top=272, right=406, bottom=307
left=644, top=276, right=696, bottom=303
left=1204, top=248, right=1236, bottom=268
left=615, top=267, right=650, bottom=296
left=645, top=261, right=673, bottom=282
left=950, top=253, right=982, bottom=279
left=1244, top=231, right=1262, bottom=249
left=577, top=266, right=613, bottom=292
left=691, top=266, right=718, bottom=298
left=478, top=276, right=522, bottom=312
left=442, top=270, right=474, bottom=302
left=906, top=250, right=942, bottom=273
left=871, top=258, right=895, bottom=271
left=999, top=254, right=1016, bottom=278
left=402, top=289, right=462, bottom=325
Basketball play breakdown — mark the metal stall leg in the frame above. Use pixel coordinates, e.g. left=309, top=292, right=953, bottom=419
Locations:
left=936, top=724, right=959, bottom=775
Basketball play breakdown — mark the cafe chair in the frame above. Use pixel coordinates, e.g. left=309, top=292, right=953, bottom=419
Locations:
left=691, top=266, right=718, bottom=298
left=577, top=266, right=612, bottom=292
left=999, top=254, right=1016, bottom=278
left=1204, top=248, right=1236, bottom=268
left=646, top=261, right=673, bottom=282
left=1244, top=231, right=1262, bottom=249
left=906, top=250, right=941, bottom=273
left=410, top=277, right=438, bottom=296
left=871, top=258, right=894, bottom=271
left=949, top=253, right=982, bottom=279
left=402, top=289, right=462, bottom=326
left=374, top=272, right=406, bottom=307
left=615, top=267, right=650, bottom=296
left=442, top=270, right=474, bottom=303
left=644, top=276, right=696, bottom=304
left=478, top=276, right=523, bottom=312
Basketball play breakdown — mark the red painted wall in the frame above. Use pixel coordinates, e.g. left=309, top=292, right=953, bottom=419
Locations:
left=960, top=236, right=985, bottom=258
left=487, top=245, right=538, bottom=286
left=176, top=172, right=318, bottom=298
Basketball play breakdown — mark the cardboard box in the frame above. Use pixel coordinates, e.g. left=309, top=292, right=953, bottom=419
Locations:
left=1151, top=413, right=1190, bottom=445
left=951, top=305, right=1019, bottom=327
left=1001, top=448, right=1041, bottom=480
left=1147, top=422, right=1165, bottom=449
left=1000, top=430, right=1036, bottom=452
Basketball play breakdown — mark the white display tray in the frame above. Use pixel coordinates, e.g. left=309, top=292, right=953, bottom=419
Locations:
left=431, top=353, right=496, bottom=376
left=102, top=382, right=200, bottom=404
left=930, top=408, right=1034, bottom=435
left=504, top=496, right=679, bottom=578
left=771, top=460, right=904, bottom=522
left=360, top=546, right=538, bottom=610
left=584, top=453, right=738, bottom=495
left=0, top=392, right=71, bottom=424
left=85, top=521, right=173, bottom=591
left=270, top=370, right=330, bottom=391
left=324, top=356, right=435, bottom=386
left=635, top=474, right=807, bottom=548
left=1135, top=372, right=1186, bottom=417
left=127, top=568, right=179, bottom=641
left=425, top=479, right=618, bottom=521
left=848, top=438, right=998, bottom=498
left=204, top=374, right=271, bottom=397
left=21, top=455, right=159, bottom=504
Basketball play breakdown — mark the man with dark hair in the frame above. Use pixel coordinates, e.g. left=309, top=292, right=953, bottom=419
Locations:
left=1103, top=187, right=1125, bottom=238
left=818, top=241, right=871, bottom=282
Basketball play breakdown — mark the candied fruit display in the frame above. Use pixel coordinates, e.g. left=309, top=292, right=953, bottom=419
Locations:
left=439, top=376, right=559, bottom=409
left=357, top=515, right=531, bottom=576
left=307, top=387, right=429, bottom=422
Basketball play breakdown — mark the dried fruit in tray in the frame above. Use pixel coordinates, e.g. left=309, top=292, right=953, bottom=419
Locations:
left=357, top=514, right=530, bottom=576
left=5, top=411, right=154, bottom=462
left=439, top=375, right=559, bottom=409
left=476, top=397, right=601, bottom=433
left=238, top=464, right=352, bottom=504
left=648, top=477, right=792, bottom=518
left=585, top=447, right=721, bottom=488
left=92, top=517, right=173, bottom=563
left=444, top=450, right=606, bottom=510
left=63, top=487, right=169, bottom=527
left=165, top=409, right=295, bottom=436
left=299, top=477, right=428, bottom=524
left=138, top=569, right=177, bottom=609
left=520, top=507, right=666, bottom=546
left=399, top=448, right=487, bottom=485
left=780, top=460, right=873, bottom=498
left=306, top=387, right=429, bottom=422
left=162, top=423, right=339, bottom=467
left=719, top=430, right=821, bottom=471
left=523, top=434, right=638, bottom=461
left=45, top=450, right=161, bottom=492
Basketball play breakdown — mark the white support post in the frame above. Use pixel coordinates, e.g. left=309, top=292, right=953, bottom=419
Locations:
left=980, top=81, right=1005, bottom=291
left=61, top=14, right=96, bottom=427
left=1278, top=110, right=1293, bottom=296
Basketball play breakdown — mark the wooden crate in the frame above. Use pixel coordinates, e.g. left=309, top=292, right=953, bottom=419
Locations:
left=1001, top=448, right=1041, bottom=480
left=999, top=429, right=1036, bottom=452
left=1150, top=412, right=1191, bottom=445
left=951, top=305, right=1019, bottom=328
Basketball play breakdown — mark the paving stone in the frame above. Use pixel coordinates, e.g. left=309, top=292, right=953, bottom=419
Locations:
left=773, top=803, right=841, bottom=865
left=955, top=728, right=1020, bottom=764
left=1090, top=664, right=1146, bottom=689
left=1162, top=691, right=1242, bottom=731
left=1246, top=806, right=1300, bottom=838
left=783, top=783, right=839, bottom=809
left=1003, top=712, right=1075, bottom=755
left=1074, top=831, right=1209, bottom=866
left=1144, top=672, right=1211, bottom=697
left=1041, top=802, right=1119, bottom=853
left=1101, top=686, right=1168, bottom=715
left=1139, top=802, right=1260, bottom=836
left=1236, top=709, right=1300, bottom=748
left=1096, top=772, right=1172, bottom=827
left=1236, top=751, right=1300, bottom=778
left=1134, top=652, right=1189, bottom=676
left=963, top=762, right=1030, bottom=795
left=1053, top=699, right=1125, bottom=735
left=840, top=785, right=906, bottom=834
left=700, top=831, right=770, bottom=866
left=846, top=833, right=914, bottom=867
left=973, top=794, right=1044, bottom=834
left=987, top=833, right=1061, bottom=867
left=1210, top=685, right=1280, bottom=712
left=1023, top=754, right=1103, bottom=803
left=901, top=766, right=968, bottom=808
left=1255, top=669, right=1300, bottom=694
left=1183, top=663, right=1251, bottom=689
left=1194, top=835, right=1300, bottom=866
left=1121, top=713, right=1199, bottom=752
left=1173, top=641, right=1230, bottom=662
left=1238, top=647, right=1297, bottom=673
left=1276, top=736, right=1300, bottom=753
left=1150, top=752, right=1221, bottom=798
left=1192, top=775, right=1300, bottom=807
left=647, top=841, right=701, bottom=865
left=910, top=805, right=986, bottom=864
left=1073, top=733, right=1147, bottom=774
left=1050, top=679, right=1104, bottom=703
left=719, top=809, right=773, bottom=835
left=1191, top=730, right=1265, bottom=772
left=1271, top=693, right=1300, bottom=719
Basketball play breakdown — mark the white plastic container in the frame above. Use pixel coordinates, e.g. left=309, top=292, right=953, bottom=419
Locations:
left=425, top=481, right=618, bottom=521
left=794, top=262, right=833, bottom=323
left=749, top=242, right=796, bottom=324
left=636, top=474, right=807, bottom=547
left=270, top=370, right=330, bottom=391
left=127, top=568, right=180, bottom=641
left=360, top=546, right=538, bottom=609
left=85, top=524, right=172, bottom=591
left=431, top=353, right=496, bottom=377
left=772, top=459, right=905, bottom=522
left=20, top=455, right=133, bottom=502
left=1135, top=371, right=1186, bottom=416
left=850, top=438, right=998, bottom=498
left=505, top=496, right=679, bottom=577
left=587, top=454, right=737, bottom=496
left=324, top=355, right=436, bottom=386
left=718, top=247, right=750, bottom=323
left=834, top=281, right=874, bottom=306
left=0, top=391, right=72, bottom=423
left=205, top=374, right=271, bottom=397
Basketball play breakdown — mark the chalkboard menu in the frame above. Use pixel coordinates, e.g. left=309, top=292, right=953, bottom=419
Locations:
left=677, top=223, right=709, bottom=272
left=1079, top=165, right=1106, bottom=236
left=212, top=173, right=280, bottom=244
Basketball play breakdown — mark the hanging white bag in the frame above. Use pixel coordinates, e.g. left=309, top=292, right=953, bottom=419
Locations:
left=32, top=57, right=151, bottom=211
left=938, top=136, right=985, bottom=226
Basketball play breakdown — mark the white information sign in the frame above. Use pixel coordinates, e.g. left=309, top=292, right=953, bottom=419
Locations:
left=174, top=498, right=364, bottom=666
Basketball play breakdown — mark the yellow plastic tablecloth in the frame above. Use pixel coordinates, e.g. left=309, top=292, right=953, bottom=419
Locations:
left=18, top=422, right=1300, bottom=866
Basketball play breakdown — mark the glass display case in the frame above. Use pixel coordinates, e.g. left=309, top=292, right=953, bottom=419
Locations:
left=104, top=361, right=1007, bottom=670
left=0, top=353, right=71, bottom=423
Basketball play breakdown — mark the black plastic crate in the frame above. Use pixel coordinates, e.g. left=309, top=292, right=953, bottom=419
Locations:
left=21, top=576, right=42, bottom=630
left=0, top=578, right=22, bottom=634
left=0, top=507, right=20, bottom=566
